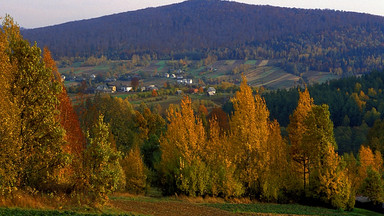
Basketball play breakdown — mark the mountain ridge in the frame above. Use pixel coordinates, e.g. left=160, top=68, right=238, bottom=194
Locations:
left=21, top=0, right=384, bottom=75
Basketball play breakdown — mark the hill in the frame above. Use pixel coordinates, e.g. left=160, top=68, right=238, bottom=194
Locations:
left=22, top=0, right=384, bottom=76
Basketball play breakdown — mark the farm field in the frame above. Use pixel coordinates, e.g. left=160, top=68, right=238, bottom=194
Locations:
left=58, top=59, right=338, bottom=90
left=2, top=195, right=382, bottom=216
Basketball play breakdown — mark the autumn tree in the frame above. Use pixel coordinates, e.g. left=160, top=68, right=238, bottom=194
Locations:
left=78, top=95, right=138, bottom=152
left=360, top=167, right=384, bottom=205
left=358, top=145, right=383, bottom=190
left=2, top=16, right=68, bottom=191
left=151, top=89, right=158, bottom=97
left=287, top=88, right=313, bottom=191
left=120, top=145, right=148, bottom=194
left=43, top=47, right=86, bottom=188
left=135, top=104, right=165, bottom=170
left=263, top=120, right=289, bottom=201
left=158, top=96, right=209, bottom=196
left=208, top=107, right=229, bottom=133
left=229, top=75, right=285, bottom=199
left=0, top=17, right=20, bottom=195
left=203, top=117, right=243, bottom=197
left=131, top=77, right=139, bottom=91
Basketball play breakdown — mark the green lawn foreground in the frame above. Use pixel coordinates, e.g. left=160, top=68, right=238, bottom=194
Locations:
left=205, top=203, right=383, bottom=216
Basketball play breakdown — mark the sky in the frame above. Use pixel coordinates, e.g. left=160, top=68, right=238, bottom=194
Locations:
left=1, top=0, right=384, bottom=29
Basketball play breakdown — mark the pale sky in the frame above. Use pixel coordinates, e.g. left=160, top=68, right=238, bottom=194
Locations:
left=1, top=0, right=384, bottom=29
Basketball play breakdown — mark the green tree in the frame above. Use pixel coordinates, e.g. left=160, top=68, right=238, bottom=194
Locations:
left=83, top=114, right=125, bottom=204
left=303, top=105, right=354, bottom=210
left=360, top=167, right=384, bottom=205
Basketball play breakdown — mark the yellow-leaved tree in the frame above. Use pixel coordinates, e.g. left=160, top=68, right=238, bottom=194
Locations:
left=229, top=75, right=287, bottom=200
left=203, top=117, right=243, bottom=197
left=358, top=145, right=384, bottom=203
left=287, top=88, right=313, bottom=191
left=0, top=16, right=20, bottom=195
left=1, top=15, right=68, bottom=192
left=158, top=96, right=209, bottom=196
left=120, top=145, right=148, bottom=194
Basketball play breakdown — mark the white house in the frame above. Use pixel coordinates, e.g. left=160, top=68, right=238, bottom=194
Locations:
left=121, top=86, right=133, bottom=92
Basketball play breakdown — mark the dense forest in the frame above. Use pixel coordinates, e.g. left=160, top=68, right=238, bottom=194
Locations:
left=263, top=71, right=384, bottom=155
left=22, top=0, right=384, bottom=76
left=2, top=16, right=384, bottom=212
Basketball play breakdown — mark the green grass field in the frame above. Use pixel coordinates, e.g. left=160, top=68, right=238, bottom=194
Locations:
left=244, top=60, right=257, bottom=65
left=206, top=203, right=383, bottom=216
left=155, top=60, right=166, bottom=72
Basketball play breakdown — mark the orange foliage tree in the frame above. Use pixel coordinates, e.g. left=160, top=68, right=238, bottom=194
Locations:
left=43, top=48, right=86, bottom=188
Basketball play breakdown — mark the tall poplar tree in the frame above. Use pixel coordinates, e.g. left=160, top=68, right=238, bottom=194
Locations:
left=229, top=75, right=284, bottom=199
left=159, top=96, right=208, bottom=196
left=287, top=88, right=314, bottom=190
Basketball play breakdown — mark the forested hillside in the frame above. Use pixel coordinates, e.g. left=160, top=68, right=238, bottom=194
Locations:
left=22, top=0, right=384, bottom=76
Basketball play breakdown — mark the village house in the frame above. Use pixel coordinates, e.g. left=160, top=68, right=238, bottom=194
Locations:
left=207, top=87, right=216, bottom=96
left=121, top=86, right=133, bottom=92
left=96, top=84, right=116, bottom=93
